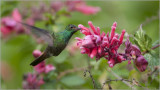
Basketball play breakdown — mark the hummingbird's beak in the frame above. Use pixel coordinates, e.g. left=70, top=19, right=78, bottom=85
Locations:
left=75, top=27, right=81, bottom=31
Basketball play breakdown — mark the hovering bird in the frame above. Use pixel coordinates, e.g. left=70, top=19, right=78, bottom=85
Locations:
left=21, top=23, right=81, bottom=66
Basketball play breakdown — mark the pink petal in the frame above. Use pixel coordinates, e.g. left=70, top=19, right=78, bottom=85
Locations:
left=34, top=61, right=45, bottom=73
left=45, top=64, right=56, bottom=73
left=90, top=47, right=97, bottom=59
left=12, top=8, right=22, bottom=22
left=32, top=50, right=42, bottom=58
left=88, top=21, right=98, bottom=35
left=119, top=30, right=125, bottom=44
left=110, top=26, right=116, bottom=40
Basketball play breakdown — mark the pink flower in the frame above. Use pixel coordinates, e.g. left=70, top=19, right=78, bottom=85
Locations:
left=76, top=21, right=126, bottom=66
left=124, top=37, right=148, bottom=72
left=32, top=50, right=56, bottom=74
left=34, top=61, right=56, bottom=74
left=34, top=61, right=46, bottom=74
left=23, top=73, right=44, bottom=89
left=51, top=1, right=63, bottom=12
left=134, top=55, right=148, bottom=72
left=32, top=50, right=42, bottom=58
left=1, top=8, right=24, bottom=37
left=66, top=0, right=100, bottom=15
left=76, top=21, right=148, bottom=72
left=45, top=64, right=56, bottom=73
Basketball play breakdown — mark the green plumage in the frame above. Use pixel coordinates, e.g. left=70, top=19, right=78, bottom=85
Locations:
left=21, top=23, right=80, bottom=66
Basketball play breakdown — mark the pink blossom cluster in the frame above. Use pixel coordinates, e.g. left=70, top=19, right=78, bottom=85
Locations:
left=76, top=21, right=126, bottom=67
left=23, top=73, right=44, bottom=89
left=66, top=0, right=101, bottom=15
left=124, top=38, right=148, bottom=72
left=33, top=50, right=56, bottom=74
left=76, top=21, right=148, bottom=72
left=23, top=50, right=56, bottom=89
left=1, top=9, right=24, bottom=37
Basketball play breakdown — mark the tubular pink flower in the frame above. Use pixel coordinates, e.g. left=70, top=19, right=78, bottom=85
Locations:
left=33, top=50, right=55, bottom=74
left=66, top=0, right=100, bottom=15
left=45, top=64, right=56, bottom=73
left=23, top=73, right=45, bottom=89
left=90, top=47, right=97, bottom=59
left=88, top=21, right=98, bottom=35
left=76, top=21, right=138, bottom=69
left=110, top=26, right=116, bottom=40
left=119, top=30, right=125, bottom=44
left=1, top=8, right=24, bottom=37
left=32, top=50, right=42, bottom=58
left=12, top=8, right=22, bottom=22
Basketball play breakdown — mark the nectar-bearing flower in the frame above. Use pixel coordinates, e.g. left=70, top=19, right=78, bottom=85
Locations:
left=75, top=21, right=126, bottom=67
left=76, top=21, right=147, bottom=72
left=23, top=73, right=44, bottom=89
left=1, top=8, right=24, bottom=37
left=32, top=50, right=56, bottom=74
left=124, top=37, right=148, bottom=72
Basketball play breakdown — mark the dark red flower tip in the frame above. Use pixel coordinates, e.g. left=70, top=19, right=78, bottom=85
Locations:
left=134, top=55, right=148, bottom=72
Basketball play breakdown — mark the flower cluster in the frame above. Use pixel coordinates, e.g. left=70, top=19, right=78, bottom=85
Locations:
left=23, top=50, right=55, bottom=89
left=66, top=0, right=100, bottom=15
left=76, top=21, right=125, bottom=67
left=23, top=73, right=44, bottom=89
left=1, top=9, right=24, bottom=37
left=33, top=50, right=56, bottom=74
left=124, top=38, right=148, bottom=72
left=76, top=21, right=148, bottom=72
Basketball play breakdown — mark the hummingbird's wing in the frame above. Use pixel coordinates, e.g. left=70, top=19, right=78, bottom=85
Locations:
left=21, top=23, right=54, bottom=46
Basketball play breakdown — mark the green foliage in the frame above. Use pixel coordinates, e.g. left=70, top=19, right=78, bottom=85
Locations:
left=1, top=1, right=18, bottom=17
left=134, top=26, right=152, bottom=52
left=60, top=75, right=85, bottom=87
left=144, top=51, right=159, bottom=70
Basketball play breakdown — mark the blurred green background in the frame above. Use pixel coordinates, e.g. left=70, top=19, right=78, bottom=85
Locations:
left=1, top=1, right=159, bottom=89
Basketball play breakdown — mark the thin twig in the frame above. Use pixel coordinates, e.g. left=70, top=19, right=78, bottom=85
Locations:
left=102, top=78, right=132, bottom=89
left=84, top=56, right=97, bottom=89
left=142, top=44, right=160, bottom=54
left=147, top=66, right=159, bottom=77
left=84, top=70, right=96, bottom=89
left=108, top=83, right=112, bottom=90
left=57, top=66, right=92, bottom=80
left=106, top=68, right=134, bottom=89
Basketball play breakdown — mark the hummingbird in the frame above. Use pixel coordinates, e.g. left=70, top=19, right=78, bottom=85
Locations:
left=21, top=23, right=81, bottom=66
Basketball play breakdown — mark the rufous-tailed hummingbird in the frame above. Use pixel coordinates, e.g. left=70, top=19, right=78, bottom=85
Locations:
left=21, top=23, right=81, bottom=66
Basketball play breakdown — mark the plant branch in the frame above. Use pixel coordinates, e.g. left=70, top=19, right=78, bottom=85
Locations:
left=142, top=44, right=160, bottom=54
left=84, top=70, right=97, bottom=89
left=57, top=66, right=92, bottom=80
left=106, top=68, right=134, bottom=89
left=83, top=56, right=97, bottom=89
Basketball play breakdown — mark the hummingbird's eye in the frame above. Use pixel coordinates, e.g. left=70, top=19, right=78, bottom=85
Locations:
left=70, top=26, right=73, bottom=28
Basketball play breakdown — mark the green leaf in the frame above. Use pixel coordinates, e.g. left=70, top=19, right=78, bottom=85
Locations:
left=144, top=52, right=159, bottom=70
left=61, top=75, right=85, bottom=86
left=134, top=26, right=152, bottom=52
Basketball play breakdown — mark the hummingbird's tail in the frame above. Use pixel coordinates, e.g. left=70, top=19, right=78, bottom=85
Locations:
left=30, top=51, right=49, bottom=66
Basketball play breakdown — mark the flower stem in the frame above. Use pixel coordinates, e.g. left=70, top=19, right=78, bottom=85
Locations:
left=142, top=44, right=160, bottom=54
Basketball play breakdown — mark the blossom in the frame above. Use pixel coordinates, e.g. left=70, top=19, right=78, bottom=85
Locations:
left=32, top=50, right=56, bottom=74
left=66, top=0, right=100, bottom=15
left=134, top=55, right=148, bottom=72
left=1, top=8, right=24, bottom=37
left=33, top=50, right=42, bottom=58
left=76, top=21, right=126, bottom=67
left=51, top=1, right=63, bottom=12
left=23, top=73, right=44, bottom=89
left=124, top=37, right=148, bottom=72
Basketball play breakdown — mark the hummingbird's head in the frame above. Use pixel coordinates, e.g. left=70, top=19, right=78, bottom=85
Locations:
left=65, top=24, right=81, bottom=33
